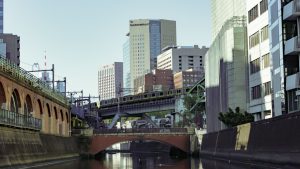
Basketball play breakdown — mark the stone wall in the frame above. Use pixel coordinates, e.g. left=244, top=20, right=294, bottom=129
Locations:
left=201, top=111, right=300, bottom=165
left=0, top=127, right=78, bottom=167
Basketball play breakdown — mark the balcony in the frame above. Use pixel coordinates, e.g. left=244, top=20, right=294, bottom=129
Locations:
left=286, top=72, right=300, bottom=91
left=285, top=36, right=300, bottom=55
left=283, top=0, right=300, bottom=20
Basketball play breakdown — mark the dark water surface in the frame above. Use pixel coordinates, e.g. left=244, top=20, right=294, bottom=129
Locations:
left=38, top=153, right=297, bottom=169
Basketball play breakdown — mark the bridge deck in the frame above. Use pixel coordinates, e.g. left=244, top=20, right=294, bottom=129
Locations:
left=93, top=128, right=189, bottom=134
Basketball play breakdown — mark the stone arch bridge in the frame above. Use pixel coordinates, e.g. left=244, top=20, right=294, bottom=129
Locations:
left=89, top=128, right=194, bottom=155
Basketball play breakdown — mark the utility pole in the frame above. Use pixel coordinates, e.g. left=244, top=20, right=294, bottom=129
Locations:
left=26, top=63, right=55, bottom=91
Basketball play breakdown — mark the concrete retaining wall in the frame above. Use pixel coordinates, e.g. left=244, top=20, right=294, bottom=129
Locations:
left=0, top=127, right=79, bottom=167
left=201, top=112, right=300, bottom=165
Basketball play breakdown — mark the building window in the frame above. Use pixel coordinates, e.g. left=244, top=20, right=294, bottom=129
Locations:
left=262, top=53, right=270, bottom=69
left=288, top=90, right=298, bottom=112
left=252, top=85, right=261, bottom=100
left=263, top=81, right=271, bottom=96
left=261, top=25, right=269, bottom=42
left=248, top=5, right=258, bottom=23
left=249, top=31, right=260, bottom=48
left=260, top=0, right=268, bottom=14
left=250, top=58, right=260, bottom=74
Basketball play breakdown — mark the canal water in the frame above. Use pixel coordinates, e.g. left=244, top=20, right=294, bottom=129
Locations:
left=38, top=152, right=296, bottom=169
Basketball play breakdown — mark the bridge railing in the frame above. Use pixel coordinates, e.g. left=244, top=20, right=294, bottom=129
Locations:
left=93, top=128, right=188, bottom=134
left=0, top=108, right=42, bottom=130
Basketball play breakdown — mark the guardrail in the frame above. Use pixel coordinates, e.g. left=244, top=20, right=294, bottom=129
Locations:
left=0, top=58, right=68, bottom=105
left=0, top=108, right=42, bottom=130
left=93, top=128, right=188, bottom=134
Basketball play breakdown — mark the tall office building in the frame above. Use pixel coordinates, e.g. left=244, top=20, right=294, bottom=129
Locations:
left=206, top=0, right=248, bottom=132
left=123, top=39, right=131, bottom=96
left=0, top=0, right=3, bottom=33
left=0, top=34, right=20, bottom=66
left=127, top=19, right=176, bottom=91
left=247, top=0, right=272, bottom=120
left=98, top=62, right=123, bottom=101
left=157, top=45, right=208, bottom=73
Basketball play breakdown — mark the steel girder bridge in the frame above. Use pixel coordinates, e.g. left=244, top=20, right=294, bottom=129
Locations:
left=98, top=77, right=205, bottom=129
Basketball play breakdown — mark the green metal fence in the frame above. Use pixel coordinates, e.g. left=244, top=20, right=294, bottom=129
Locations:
left=0, top=108, right=42, bottom=130
left=0, top=57, right=68, bottom=105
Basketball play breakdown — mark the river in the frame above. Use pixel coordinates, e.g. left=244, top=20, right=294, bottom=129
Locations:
left=37, top=152, right=297, bottom=169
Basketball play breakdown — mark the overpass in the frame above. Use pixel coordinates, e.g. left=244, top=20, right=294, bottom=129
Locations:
left=88, top=128, right=194, bottom=155
left=98, top=78, right=205, bottom=128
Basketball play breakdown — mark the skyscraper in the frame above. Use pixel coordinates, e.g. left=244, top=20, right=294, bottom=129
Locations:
left=126, top=19, right=176, bottom=91
left=0, top=34, right=20, bottom=66
left=0, top=0, right=3, bottom=33
left=98, top=62, right=123, bottom=101
left=206, top=0, right=248, bottom=132
left=123, top=38, right=131, bottom=96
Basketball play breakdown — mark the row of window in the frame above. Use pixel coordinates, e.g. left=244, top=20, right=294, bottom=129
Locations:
left=248, top=0, right=268, bottom=23
left=250, top=53, right=270, bottom=74
left=249, top=25, right=269, bottom=48
left=251, top=81, right=271, bottom=100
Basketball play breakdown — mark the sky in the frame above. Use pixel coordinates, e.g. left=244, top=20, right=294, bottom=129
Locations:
left=5, top=0, right=211, bottom=97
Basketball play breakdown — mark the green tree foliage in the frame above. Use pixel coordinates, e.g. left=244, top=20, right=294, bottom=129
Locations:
left=182, top=95, right=205, bottom=127
left=218, top=107, right=254, bottom=128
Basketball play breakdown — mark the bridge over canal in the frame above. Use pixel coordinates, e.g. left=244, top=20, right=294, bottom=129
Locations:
left=82, top=128, right=196, bottom=155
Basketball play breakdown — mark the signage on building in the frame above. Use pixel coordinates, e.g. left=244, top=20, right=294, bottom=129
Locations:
left=153, top=85, right=162, bottom=92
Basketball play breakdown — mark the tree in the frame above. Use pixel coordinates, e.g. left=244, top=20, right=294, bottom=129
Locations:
left=182, top=95, right=205, bottom=127
left=218, top=107, right=254, bottom=128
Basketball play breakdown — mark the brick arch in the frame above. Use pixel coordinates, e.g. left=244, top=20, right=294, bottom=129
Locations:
left=24, top=94, right=33, bottom=116
left=54, top=107, right=58, bottom=119
left=0, top=82, right=6, bottom=109
left=46, top=103, right=51, bottom=117
left=37, top=99, right=43, bottom=115
left=60, top=109, right=64, bottom=121
left=90, top=135, right=190, bottom=155
left=65, top=111, right=69, bottom=123
left=10, top=89, right=21, bottom=113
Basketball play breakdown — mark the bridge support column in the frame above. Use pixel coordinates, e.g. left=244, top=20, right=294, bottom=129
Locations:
left=189, top=134, right=200, bottom=156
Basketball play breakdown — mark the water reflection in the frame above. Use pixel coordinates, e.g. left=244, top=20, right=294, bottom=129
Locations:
left=40, top=154, right=299, bottom=169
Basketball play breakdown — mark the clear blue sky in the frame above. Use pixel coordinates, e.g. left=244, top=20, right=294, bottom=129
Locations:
left=5, top=0, right=211, bottom=96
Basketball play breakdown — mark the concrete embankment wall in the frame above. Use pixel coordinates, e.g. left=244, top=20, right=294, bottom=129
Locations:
left=0, top=127, right=79, bottom=168
left=201, top=112, right=300, bottom=165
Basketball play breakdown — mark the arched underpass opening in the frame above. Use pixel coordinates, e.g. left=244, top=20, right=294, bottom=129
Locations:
left=93, top=138, right=188, bottom=160
left=0, top=82, right=6, bottom=109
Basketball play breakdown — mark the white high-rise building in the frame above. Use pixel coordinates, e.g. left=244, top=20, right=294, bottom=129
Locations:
left=127, top=19, right=176, bottom=91
left=98, top=62, right=123, bottom=101
left=157, top=45, right=208, bottom=73
left=206, top=0, right=248, bottom=132
left=247, top=0, right=272, bottom=120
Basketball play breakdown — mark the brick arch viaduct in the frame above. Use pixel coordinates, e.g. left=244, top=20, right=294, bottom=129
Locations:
left=0, top=74, right=70, bottom=136
left=89, top=134, right=191, bottom=155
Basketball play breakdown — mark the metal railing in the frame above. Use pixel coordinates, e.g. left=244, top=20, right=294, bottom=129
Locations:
left=0, top=108, right=42, bottom=130
left=0, top=58, right=68, bottom=105
left=93, top=128, right=188, bottom=134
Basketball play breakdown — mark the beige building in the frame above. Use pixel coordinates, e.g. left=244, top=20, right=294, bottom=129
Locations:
left=174, top=69, right=204, bottom=89
left=157, top=45, right=208, bottom=73
left=98, top=62, right=123, bottom=100
left=134, top=69, right=173, bottom=94
left=127, top=19, right=176, bottom=92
